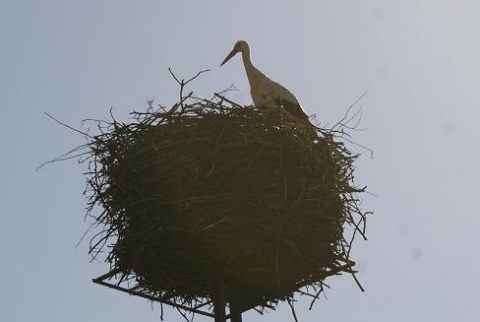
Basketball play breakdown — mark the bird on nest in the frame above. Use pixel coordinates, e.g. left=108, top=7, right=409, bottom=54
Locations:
left=220, top=40, right=310, bottom=122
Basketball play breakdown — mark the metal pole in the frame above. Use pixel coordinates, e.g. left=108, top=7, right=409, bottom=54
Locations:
left=213, top=276, right=227, bottom=322
left=213, top=300, right=226, bottom=322
left=229, top=301, right=242, bottom=322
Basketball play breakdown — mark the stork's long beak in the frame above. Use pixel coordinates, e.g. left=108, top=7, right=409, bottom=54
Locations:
left=220, top=48, right=238, bottom=66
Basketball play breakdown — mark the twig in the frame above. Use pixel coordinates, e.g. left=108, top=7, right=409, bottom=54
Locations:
left=36, top=143, right=90, bottom=171
left=44, top=112, right=94, bottom=138
left=334, top=89, right=369, bottom=130
left=349, top=269, right=365, bottom=292
left=287, top=298, right=299, bottom=322
left=168, top=68, right=211, bottom=113
left=214, top=93, right=245, bottom=108
left=176, top=307, right=194, bottom=322
left=185, top=69, right=211, bottom=84
left=308, top=283, right=328, bottom=310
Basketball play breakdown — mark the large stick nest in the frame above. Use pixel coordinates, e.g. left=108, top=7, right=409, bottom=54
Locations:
left=86, top=94, right=367, bottom=311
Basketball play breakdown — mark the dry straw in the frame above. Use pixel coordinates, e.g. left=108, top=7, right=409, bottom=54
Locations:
left=83, top=76, right=368, bottom=317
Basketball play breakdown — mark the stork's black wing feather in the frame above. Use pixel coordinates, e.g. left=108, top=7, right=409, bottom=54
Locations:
left=274, top=99, right=309, bottom=121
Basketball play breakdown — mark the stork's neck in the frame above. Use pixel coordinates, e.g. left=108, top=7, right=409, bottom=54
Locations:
left=241, top=49, right=267, bottom=85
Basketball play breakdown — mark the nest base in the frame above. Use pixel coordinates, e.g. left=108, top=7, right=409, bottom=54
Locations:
left=93, top=269, right=272, bottom=320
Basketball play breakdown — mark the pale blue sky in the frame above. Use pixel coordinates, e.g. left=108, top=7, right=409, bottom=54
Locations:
left=2, top=1, right=480, bottom=321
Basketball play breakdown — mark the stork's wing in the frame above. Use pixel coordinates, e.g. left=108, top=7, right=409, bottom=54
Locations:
left=267, top=82, right=308, bottom=120
left=274, top=98, right=309, bottom=120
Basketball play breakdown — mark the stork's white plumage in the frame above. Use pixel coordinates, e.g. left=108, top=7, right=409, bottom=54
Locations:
left=220, top=40, right=309, bottom=121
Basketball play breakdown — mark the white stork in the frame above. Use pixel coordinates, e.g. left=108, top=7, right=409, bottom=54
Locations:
left=220, top=40, right=309, bottom=121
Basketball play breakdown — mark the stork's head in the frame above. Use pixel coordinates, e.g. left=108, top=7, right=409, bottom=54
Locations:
left=220, top=40, right=250, bottom=66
